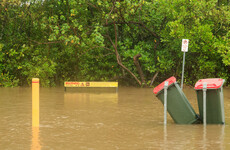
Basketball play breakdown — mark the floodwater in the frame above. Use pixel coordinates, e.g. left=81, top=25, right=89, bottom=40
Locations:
left=0, top=86, right=230, bottom=150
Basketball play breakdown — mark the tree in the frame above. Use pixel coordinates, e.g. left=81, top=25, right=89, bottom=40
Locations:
left=0, top=0, right=229, bottom=87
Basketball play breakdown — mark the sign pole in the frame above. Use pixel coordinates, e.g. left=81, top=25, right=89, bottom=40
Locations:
left=164, top=81, right=169, bottom=125
left=181, top=39, right=189, bottom=90
left=203, top=82, right=207, bottom=126
left=181, top=52, right=186, bottom=89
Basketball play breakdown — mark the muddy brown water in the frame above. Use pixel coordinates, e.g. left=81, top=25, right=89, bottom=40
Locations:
left=0, top=87, right=230, bottom=149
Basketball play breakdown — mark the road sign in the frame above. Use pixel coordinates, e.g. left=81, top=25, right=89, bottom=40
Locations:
left=181, top=39, right=189, bottom=52
left=64, top=82, right=118, bottom=87
left=181, top=39, right=189, bottom=90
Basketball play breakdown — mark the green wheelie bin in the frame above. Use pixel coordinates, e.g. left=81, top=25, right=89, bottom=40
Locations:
left=153, top=76, right=199, bottom=124
left=195, top=78, right=225, bottom=124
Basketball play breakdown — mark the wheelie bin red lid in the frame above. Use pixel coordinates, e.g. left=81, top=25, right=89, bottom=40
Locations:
left=194, top=78, right=224, bottom=90
left=153, top=76, right=176, bottom=94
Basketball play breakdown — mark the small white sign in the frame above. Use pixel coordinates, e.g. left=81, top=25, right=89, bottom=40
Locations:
left=181, top=39, right=189, bottom=52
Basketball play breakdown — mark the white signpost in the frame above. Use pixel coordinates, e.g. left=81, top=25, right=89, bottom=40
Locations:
left=181, top=39, right=189, bottom=89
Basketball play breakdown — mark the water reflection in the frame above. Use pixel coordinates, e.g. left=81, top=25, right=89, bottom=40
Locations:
left=31, top=127, right=41, bottom=150
left=160, top=125, right=225, bottom=149
left=164, top=125, right=167, bottom=150
left=64, top=90, right=118, bottom=109
left=203, top=125, right=225, bottom=150
left=203, top=126, right=207, bottom=150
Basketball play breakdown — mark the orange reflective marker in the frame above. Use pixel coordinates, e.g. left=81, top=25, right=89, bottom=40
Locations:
left=32, top=78, right=39, bottom=127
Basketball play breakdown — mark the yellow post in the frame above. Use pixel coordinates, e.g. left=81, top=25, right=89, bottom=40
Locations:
left=32, top=78, right=39, bottom=127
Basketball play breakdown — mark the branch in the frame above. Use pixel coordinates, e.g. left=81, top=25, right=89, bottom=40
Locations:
left=134, top=0, right=144, bottom=14
left=28, top=38, right=63, bottom=45
left=106, top=1, right=116, bottom=25
left=104, top=21, right=160, bottom=38
left=87, top=2, right=101, bottom=10
left=94, top=52, right=114, bottom=59
left=133, top=54, right=146, bottom=86
left=110, top=22, right=142, bottom=86
left=150, top=71, right=159, bottom=86
left=79, top=45, right=115, bottom=57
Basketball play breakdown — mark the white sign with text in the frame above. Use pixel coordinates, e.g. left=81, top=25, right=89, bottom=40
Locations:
left=181, top=39, right=189, bottom=52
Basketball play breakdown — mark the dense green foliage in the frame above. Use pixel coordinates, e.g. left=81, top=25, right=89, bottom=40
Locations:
left=0, top=0, right=229, bottom=87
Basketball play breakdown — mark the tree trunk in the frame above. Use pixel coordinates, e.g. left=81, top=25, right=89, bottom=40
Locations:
left=111, top=22, right=142, bottom=86
left=133, top=54, right=146, bottom=86
left=150, top=71, right=159, bottom=86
